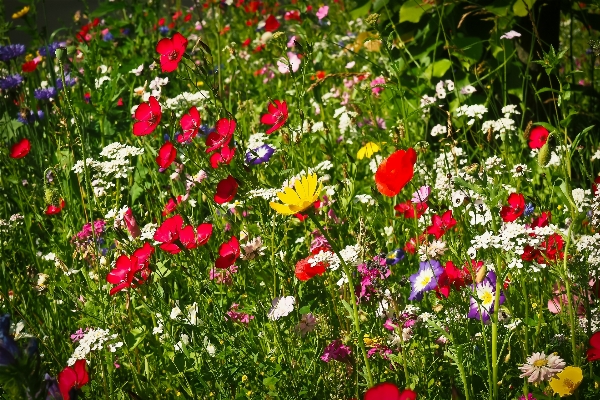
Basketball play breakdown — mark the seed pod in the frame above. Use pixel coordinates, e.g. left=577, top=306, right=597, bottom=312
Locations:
left=475, top=264, right=487, bottom=284
left=537, top=133, right=554, bottom=167
left=523, top=120, right=533, bottom=140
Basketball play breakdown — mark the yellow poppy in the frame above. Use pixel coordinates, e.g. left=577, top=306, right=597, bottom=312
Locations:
left=357, top=142, right=380, bottom=160
left=549, top=366, right=583, bottom=397
left=269, top=173, right=322, bottom=215
left=12, top=6, right=30, bottom=19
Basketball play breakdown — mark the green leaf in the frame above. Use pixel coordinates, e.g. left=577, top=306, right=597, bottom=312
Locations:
left=340, top=300, right=355, bottom=321
left=130, top=182, right=143, bottom=204
left=373, top=0, right=390, bottom=12
left=90, top=1, right=127, bottom=18
left=400, top=0, right=433, bottom=23
left=350, top=0, right=371, bottom=20
left=421, top=59, right=452, bottom=78
left=513, top=0, right=536, bottom=17
left=571, top=125, right=595, bottom=150
left=298, top=305, right=311, bottom=314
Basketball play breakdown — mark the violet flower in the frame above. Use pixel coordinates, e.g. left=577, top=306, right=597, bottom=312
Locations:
left=467, top=271, right=505, bottom=323
left=408, top=259, right=443, bottom=300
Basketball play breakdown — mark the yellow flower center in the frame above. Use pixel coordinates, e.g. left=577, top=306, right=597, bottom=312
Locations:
left=481, top=291, right=493, bottom=306
left=420, top=275, right=432, bottom=287
left=533, top=359, right=548, bottom=367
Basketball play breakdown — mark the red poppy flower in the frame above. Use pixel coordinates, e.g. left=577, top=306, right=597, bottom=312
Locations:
left=242, top=38, right=251, bottom=46
left=364, top=382, right=417, bottom=400
left=264, top=15, right=280, bottom=32
left=154, top=214, right=197, bottom=254
left=156, top=141, right=177, bottom=169
left=179, top=106, right=201, bottom=143
left=500, top=193, right=525, bottom=222
left=22, top=60, right=38, bottom=73
left=587, top=332, right=600, bottom=362
left=592, top=176, right=600, bottom=197
left=106, top=243, right=154, bottom=295
left=9, top=138, right=31, bottom=159
left=394, top=200, right=428, bottom=219
left=404, top=234, right=425, bottom=254
left=295, top=255, right=327, bottom=281
left=206, top=118, right=236, bottom=152
left=133, top=96, right=162, bottom=136
left=197, top=223, right=213, bottom=246
left=210, top=146, right=236, bottom=168
left=156, top=32, right=188, bottom=73
left=116, top=98, right=123, bottom=106
left=426, top=210, right=457, bottom=239
left=436, top=260, right=480, bottom=298
left=261, top=100, right=288, bottom=135
left=215, top=236, right=240, bottom=269
left=46, top=199, right=65, bottom=215
left=375, top=148, right=417, bottom=197
left=528, top=126, right=549, bottom=149
left=214, top=175, right=238, bottom=204
left=58, top=359, right=89, bottom=400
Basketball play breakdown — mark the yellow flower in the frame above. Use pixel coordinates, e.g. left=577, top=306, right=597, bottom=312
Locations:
left=549, top=366, right=583, bottom=397
left=357, top=142, right=380, bottom=160
left=12, top=6, right=30, bottom=19
left=269, top=173, right=322, bottom=215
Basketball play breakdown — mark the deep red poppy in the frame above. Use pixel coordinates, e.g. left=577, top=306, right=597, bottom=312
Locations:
left=500, top=193, right=525, bottom=222
left=9, top=138, right=31, bottom=159
left=264, top=15, right=280, bottom=32
left=123, top=207, right=141, bottom=238
left=375, top=148, right=417, bottom=197
left=206, top=118, right=236, bottom=152
left=404, top=234, right=426, bottom=254
left=179, top=106, right=201, bottom=143
left=587, top=332, right=600, bottom=362
left=215, top=236, right=240, bottom=269
left=106, top=243, right=154, bottom=295
left=156, top=32, right=188, bottom=73
left=426, top=210, right=457, bottom=239
left=210, top=146, right=236, bottom=168
left=530, top=211, right=551, bottom=229
left=364, top=382, right=417, bottom=400
left=214, top=175, right=238, bottom=204
left=394, top=200, right=428, bottom=219
left=261, top=100, right=288, bottom=135
left=156, top=141, right=177, bottom=169
left=46, top=199, right=65, bottom=215
left=58, top=359, right=89, bottom=400
left=592, top=176, right=600, bottom=197
left=133, top=96, right=162, bottom=136
left=436, top=260, right=480, bottom=298
left=528, top=126, right=549, bottom=149
left=22, top=60, right=38, bottom=73
left=154, top=214, right=194, bottom=254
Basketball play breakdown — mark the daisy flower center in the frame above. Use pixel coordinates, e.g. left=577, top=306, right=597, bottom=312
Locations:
left=533, top=359, right=548, bottom=367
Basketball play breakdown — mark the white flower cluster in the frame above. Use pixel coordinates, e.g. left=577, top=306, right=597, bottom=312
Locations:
left=267, top=296, right=295, bottom=321
left=435, top=80, right=454, bottom=99
left=333, top=106, right=357, bottom=135
left=163, top=91, right=211, bottom=113
left=481, top=118, right=516, bottom=135
left=247, top=132, right=269, bottom=150
left=247, top=188, right=279, bottom=201
left=456, top=104, right=487, bottom=125
left=68, top=328, right=122, bottom=366
left=418, top=239, right=448, bottom=261
left=501, top=104, right=520, bottom=118
left=430, top=124, right=447, bottom=137
left=576, top=234, right=600, bottom=276
left=571, top=188, right=591, bottom=213
left=354, top=194, right=375, bottom=206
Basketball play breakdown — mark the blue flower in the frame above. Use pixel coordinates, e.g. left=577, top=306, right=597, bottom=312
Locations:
left=0, top=74, right=23, bottom=90
left=524, top=202, right=535, bottom=217
left=408, top=259, right=443, bottom=301
left=56, top=74, right=76, bottom=90
left=34, top=87, right=57, bottom=101
left=102, top=32, right=114, bottom=41
left=17, top=110, right=37, bottom=124
left=38, top=42, right=65, bottom=57
left=245, top=144, right=275, bottom=165
left=385, top=248, right=405, bottom=265
left=0, top=44, right=26, bottom=61
left=159, top=26, right=170, bottom=36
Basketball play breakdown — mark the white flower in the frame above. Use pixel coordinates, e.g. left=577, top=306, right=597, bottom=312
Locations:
left=129, top=64, right=144, bottom=76
left=500, top=30, right=521, bottom=40
left=267, top=296, right=295, bottom=321
left=430, top=124, right=447, bottom=137
left=170, top=306, right=182, bottom=319
left=460, top=85, right=477, bottom=95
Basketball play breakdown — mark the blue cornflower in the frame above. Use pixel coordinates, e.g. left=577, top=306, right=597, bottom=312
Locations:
left=524, top=202, right=535, bottom=217
left=385, top=248, right=405, bottom=265
left=0, top=44, right=26, bottom=61
left=102, top=32, right=114, bottom=41
left=245, top=144, right=275, bottom=165
left=17, top=110, right=37, bottom=124
left=56, top=74, right=76, bottom=90
left=34, top=87, right=57, bottom=101
left=159, top=26, right=170, bottom=36
left=38, top=42, right=65, bottom=57
left=0, top=74, right=23, bottom=90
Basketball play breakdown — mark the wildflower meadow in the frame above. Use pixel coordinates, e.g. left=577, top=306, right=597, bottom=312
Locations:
left=2, top=0, right=600, bottom=398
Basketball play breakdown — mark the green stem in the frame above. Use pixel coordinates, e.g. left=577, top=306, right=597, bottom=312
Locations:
left=308, top=214, right=374, bottom=388
left=563, top=221, right=578, bottom=365
left=491, top=265, right=501, bottom=400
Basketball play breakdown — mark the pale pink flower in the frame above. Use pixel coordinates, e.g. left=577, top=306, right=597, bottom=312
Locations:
left=277, top=52, right=301, bottom=74
left=316, top=5, right=329, bottom=20
left=519, top=352, right=565, bottom=383
left=411, top=186, right=431, bottom=204
left=500, top=30, right=521, bottom=40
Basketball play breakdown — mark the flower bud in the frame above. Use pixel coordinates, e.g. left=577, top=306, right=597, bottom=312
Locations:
left=538, top=133, right=554, bottom=167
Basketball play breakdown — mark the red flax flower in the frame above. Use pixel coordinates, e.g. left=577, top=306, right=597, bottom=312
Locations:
left=210, top=146, right=236, bottom=168
left=156, top=141, right=177, bottom=169
left=500, top=193, right=525, bottom=222
left=261, top=100, right=288, bottom=135
left=394, top=200, right=428, bottom=219
left=156, top=32, right=188, bottom=73
left=58, top=359, right=89, bottom=400
left=587, top=332, right=600, bottom=362
left=528, top=126, right=549, bottom=149
left=133, top=96, right=162, bottom=136
left=215, top=236, right=240, bottom=269
left=9, top=138, right=30, bottom=159
left=364, top=382, right=417, bottom=400
left=436, top=260, right=481, bottom=298
left=178, top=106, right=201, bottom=143
left=214, top=175, right=238, bottom=204
left=264, top=15, right=280, bottom=32
left=426, top=210, right=457, bottom=239
left=154, top=214, right=212, bottom=254
left=375, top=148, right=417, bottom=197
left=46, top=199, right=65, bottom=215
left=106, top=243, right=154, bottom=295
left=206, top=118, right=236, bottom=152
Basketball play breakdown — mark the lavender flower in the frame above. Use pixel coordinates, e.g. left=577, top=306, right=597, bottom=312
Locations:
left=408, top=259, right=444, bottom=300
left=321, top=340, right=351, bottom=363
left=34, top=87, right=57, bottom=101
left=0, top=74, right=23, bottom=90
left=0, top=44, right=26, bottom=61
left=467, top=271, right=505, bottom=323
left=245, top=144, right=275, bottom=165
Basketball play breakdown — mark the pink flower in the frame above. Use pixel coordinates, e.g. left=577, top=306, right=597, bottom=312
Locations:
left=411, top=185, right=431, bottom=204
left=371, top=76, right=386, bottom=96
left=226, top=303, right=254, bottom=325
left=316, top=5, right=329, bottom=20
left=277, top=52, right=301, bottom=74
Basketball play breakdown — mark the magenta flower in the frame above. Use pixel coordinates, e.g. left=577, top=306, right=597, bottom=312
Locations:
left=321, top=340, right=351, bottom=363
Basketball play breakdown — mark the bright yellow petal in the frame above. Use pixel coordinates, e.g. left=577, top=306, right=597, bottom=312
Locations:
left=549, top=366, right=583, bottom=397
left=312, top=181, right=323, bottom=202
left=295, top=176, right=309, bottom=200
left=357, top=147, right=366, bottom=160
left=269, top=202, right=296, bottom=215
left=277, top=187, right=302, bottom=206
left=305, top=174, right=318, bottom=198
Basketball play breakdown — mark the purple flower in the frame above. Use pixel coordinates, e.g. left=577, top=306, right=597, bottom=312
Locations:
left=102, top=32, right=114, bottom=41
left=70, top=328, right=86, bottom=342
left=17, top=110, right=36, bottom=124
left=0, top=74, right=23, bottom=90
left=408, top=259, right=444, bottom=300
left=159, top=26, right=170, bottom=36
left=321, top=340, right=351, bottom=363
left=245, top=144, right=275, bottom=165
left=38, top=42, right=66, bottom=57
left=56, top=74, right=76, bottom=90
left=34, top=87, right=57, bottom=101
left=385, top=249, right=405, bottom=265
left=0, top=314, right=18, bottom=366
left=467, top=271, right=505, bottom=323
left=357, top=256, right=391, bottom=301
left=0, top=44, right=26, bottom=61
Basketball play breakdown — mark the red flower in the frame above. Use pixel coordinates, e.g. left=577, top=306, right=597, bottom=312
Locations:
left=261, top=100, right=288, bottom=135
left=404, top=234, right=425, bottom=254
left=206, top=118, right=236, bottom=152
left=156, top=32, right=188, bottom=73
left=58, top=359, right=89, bottom=400
left=179, top=106, right=201, bottom=143
left=436, top=260, right=480, bottom=298
left=394, top=200, right=428, bottom=219
left=528, top=126, right=549, bottom=149
left=123, top=207, right=141, bottom=238
left=593, top=176, right=600, bottom=197
left=215, top=236, right=240, bottom=269
left=106, top=243, right=154, bottom=295
left=197, top=223, right=213, bottom=246
left=116, top=98, right=123, bottom=106
left=531, top=211, right=551, bottom=228
left=426, top=210, right=457, bottom=239
left=242, top=38, right=251, bottom=46
left=214, top=175, right=238, bottom=204
left=46, top=199, right=65, bottom=215
left=156, top=141, right=177, bottom=169
left=375, top=148, right=417, bottom=197
left=210, top=146, right=236, bottom=168
left=264, top=15, right=280, bottom=32
left=587, top=332, right=600, bottom=362
left=284, top=10, right=301, bottom=22
left=22, top=60, right=38, bottom=73
left=161, top=197, right=179, bottom=216
left=500, top=193, right=525, bottom=222
left=364, top=382, right=417, bottom=400
left=9, top=138, right=30, bottom=159
left=295, top=255, right=327, bottom=281
left=133, top=96, right=162, bottom=136
left=154, top=214, right=209, bottom=254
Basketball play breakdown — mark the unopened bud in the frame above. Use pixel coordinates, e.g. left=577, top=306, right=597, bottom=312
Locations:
left=538, top=133, right=554, bottom=167
left=366, top=13, right=380, bottom=27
